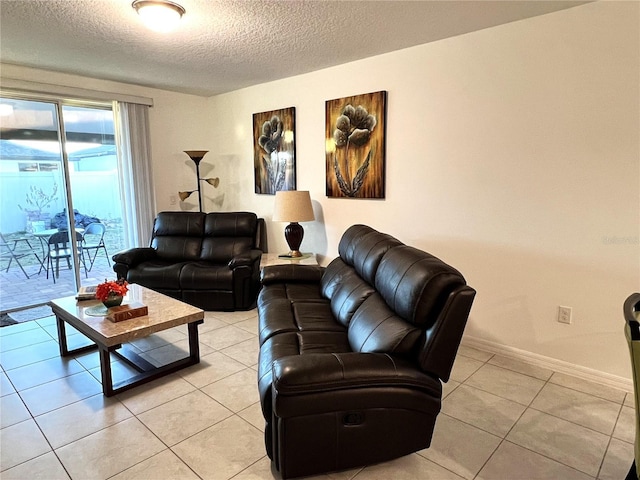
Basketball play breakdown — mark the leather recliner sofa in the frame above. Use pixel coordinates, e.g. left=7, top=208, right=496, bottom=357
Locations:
left=112, top=211, right=266, bottom=311
left=257, top=224, right=476, bottom=478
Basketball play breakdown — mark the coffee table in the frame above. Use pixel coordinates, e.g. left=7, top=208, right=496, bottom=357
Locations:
left=49, top=284, right=204, bottom=397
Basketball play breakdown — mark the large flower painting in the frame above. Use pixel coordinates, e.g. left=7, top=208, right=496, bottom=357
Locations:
left=253, top=107, right=296, bottom=195
left=325, top=91, right=386, bottom=198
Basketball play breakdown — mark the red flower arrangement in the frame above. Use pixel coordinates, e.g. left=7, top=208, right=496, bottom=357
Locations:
left=95, top=279, right=129, bottom=302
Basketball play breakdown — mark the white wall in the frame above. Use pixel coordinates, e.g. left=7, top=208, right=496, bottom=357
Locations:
left=208, top=2, right=640, bottom=379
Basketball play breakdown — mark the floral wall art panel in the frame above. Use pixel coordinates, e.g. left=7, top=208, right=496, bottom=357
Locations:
left=253, top=107, right=296, bottom=195
left=325, top=91, right=386, bottom=198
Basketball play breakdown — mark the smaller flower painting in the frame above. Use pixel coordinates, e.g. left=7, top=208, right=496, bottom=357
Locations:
left=253, top=107, right=296, bottom=195
left=325, top=91, right=387, bottom=198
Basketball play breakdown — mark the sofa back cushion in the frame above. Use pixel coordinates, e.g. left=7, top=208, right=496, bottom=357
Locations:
left=200, top=212, right=258, bottom=262
left=348, top=293, right=422, bottom=355
left=338, top=224, right=403, bottom=285
left=322, top=260, right=376, bottom=328
left=320, top=258, right=351, bottom=300
left=346, top=243, right=466, bottom=358
left=320, top=225, right=404, bottom=329
left=375, top=245, right=466, bottom=328
left=151, top=212, right=205, bottom=261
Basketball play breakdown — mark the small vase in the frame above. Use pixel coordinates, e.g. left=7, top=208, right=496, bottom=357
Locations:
left=102, top=294, right=123, bottom=308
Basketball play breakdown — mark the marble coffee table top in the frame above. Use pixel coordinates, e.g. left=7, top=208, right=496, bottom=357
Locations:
left=49, top=284, right=204, bottom=347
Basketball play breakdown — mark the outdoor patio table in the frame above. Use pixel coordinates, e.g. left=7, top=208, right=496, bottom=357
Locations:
left=0, top=233, right=44, bottom=278
left=32, top=228, right=85, bottom=238
left=33, top=228, right=85, bottom=278
left=33, top=228, right=85, bottom=250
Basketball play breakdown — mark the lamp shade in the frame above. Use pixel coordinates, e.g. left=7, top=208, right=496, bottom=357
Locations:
left=183, top=150, right=208, bottom=164
left=273, top=191, right=315, bottom=223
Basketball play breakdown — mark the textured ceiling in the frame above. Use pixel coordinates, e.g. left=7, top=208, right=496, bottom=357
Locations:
left=0, top=0, right=589, bottom=97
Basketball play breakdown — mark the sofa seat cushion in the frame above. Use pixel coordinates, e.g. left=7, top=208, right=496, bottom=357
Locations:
left=179, top=262, right=233, bottom=290
left=127, top=260, right=188, bottom=289
left=297, top=330, right=351, bottom=354
left=259, top=299, right=295, bottom=343
left=294, top=302, right=346, bottom=333
left=258, top=283, right=324, bottom=308
left=258, top=298, right=344, bottom=344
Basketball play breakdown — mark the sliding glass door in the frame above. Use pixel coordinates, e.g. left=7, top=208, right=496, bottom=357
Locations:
left=0, top=95, right=126, bottom=311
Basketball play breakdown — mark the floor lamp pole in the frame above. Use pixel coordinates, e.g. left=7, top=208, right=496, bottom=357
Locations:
left=194, top=160, right=203, bottom=212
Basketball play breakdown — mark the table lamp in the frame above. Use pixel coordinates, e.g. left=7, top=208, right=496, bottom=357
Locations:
left=272, top=190, right=315, bottom=258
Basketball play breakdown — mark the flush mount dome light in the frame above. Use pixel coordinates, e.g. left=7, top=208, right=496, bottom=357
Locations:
left=132, top=0, right=185, bottom=33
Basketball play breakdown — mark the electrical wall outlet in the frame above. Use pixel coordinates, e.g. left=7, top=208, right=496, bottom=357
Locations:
left=558, top=306, right=572, bottom=324
left=169, top=195, right=177, bottom=205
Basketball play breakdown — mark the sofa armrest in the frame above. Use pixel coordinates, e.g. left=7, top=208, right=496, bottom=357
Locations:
left=228, top=249, right=262, bottom=269
left=272, top=353, right=441, bottom=419
left=112, top=247, right=157, bottom=280
left=273, top=352, right=437, bottom=395
left=112, top=247, right=157, bottom=266
left=261, top=265, right=325, bottom=285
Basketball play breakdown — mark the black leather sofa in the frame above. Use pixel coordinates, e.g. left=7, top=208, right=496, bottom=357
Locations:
left=112, top=211, right=266, bottom=311
left=257, top=224, right=476, bottom=478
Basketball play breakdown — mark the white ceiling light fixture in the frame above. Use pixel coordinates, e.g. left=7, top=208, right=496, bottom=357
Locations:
left=132, top=0, right=185, bottom=33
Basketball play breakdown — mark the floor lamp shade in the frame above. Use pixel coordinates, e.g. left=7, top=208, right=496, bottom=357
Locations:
left=272, top=190, right=315, bottom=257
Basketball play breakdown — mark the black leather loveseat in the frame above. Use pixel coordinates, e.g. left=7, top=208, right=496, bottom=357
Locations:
left=112, top=211, right=266, bottom=311
left=257, top=224, right=476, bottom=478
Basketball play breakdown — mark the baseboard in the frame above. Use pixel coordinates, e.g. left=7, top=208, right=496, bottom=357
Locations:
left=462, top=335, right=633, bottom=393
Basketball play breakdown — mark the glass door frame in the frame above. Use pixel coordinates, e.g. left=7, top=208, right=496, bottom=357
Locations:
left=55, top=98, right=84, bottom=290
left=1, top=90, right=116, bottom=300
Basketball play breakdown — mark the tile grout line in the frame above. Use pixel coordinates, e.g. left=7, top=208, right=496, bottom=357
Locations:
left=466, top=359, right=600, bottom=479
left=595, top=401, right=628, bottom=479
left=455, top=351, right=502, bottom=480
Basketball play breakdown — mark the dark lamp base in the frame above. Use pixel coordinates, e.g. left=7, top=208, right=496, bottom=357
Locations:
left=284, top=222, right=304, bottom=257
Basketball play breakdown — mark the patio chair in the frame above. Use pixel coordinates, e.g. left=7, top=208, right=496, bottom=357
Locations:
left=42, top=231, right=87, bottom=283
left=81, top=222, right=109, bottom=271
left=0, top=233, right=36, bottom=279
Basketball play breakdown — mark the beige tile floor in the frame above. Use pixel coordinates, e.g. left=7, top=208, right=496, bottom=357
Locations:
left=0, top=310, right=635, bottom=480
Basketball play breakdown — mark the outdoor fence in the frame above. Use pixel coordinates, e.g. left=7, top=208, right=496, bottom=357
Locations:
left=1, top=170, right=123, bottom=234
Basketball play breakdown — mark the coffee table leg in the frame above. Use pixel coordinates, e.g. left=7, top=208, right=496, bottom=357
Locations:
left=188, top=321, right=201, bottom=361
left=99, top=347, right=115, bottom=397
left=55, top=315, right=69, bottom=356
left=55, top=315, right=98, bottom=357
